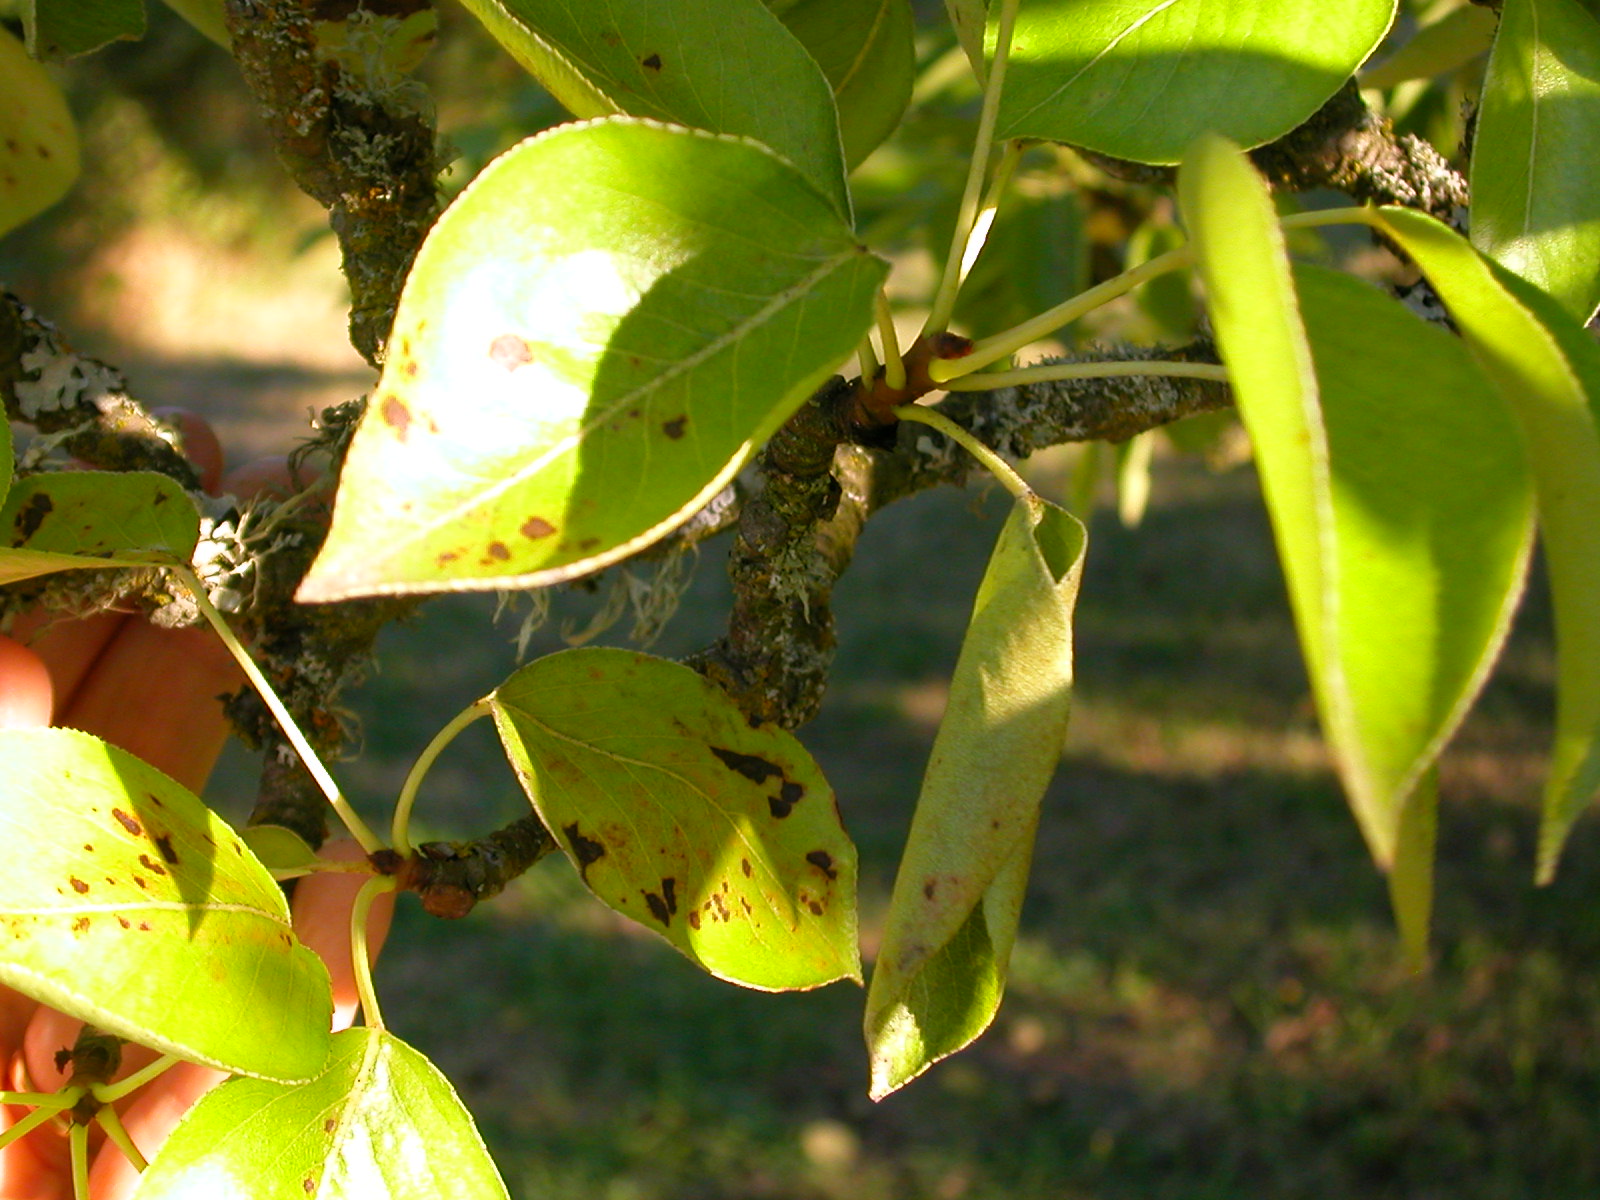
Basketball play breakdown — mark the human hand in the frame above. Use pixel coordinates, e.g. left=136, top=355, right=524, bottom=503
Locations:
left=0, top=418, right=392, bottom=1199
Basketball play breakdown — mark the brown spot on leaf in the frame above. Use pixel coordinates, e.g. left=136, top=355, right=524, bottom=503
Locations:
left=807, top=899, right=824, bottom=916
left=644, top=891, right=671, bottom=924
left=769, top=780, right=804, bottom=820
left=923, top=879, right=937, bottom=900
left=661, top=877, right=678, bottom=916
left=579, top=537, right=600, bottom=550
left=325, top=1118, right=337, bottom=1132
left=710, top=746, right=783, bottom=785
left=741, top=858, right=752, bottom=877
left=69, top=877, right=89, bottom=894
left=138, top=921, right=151, bottom=931
left=112, top=809, right=143, bottom=837
left=486, top=541, right=510, bottom=561
left=489, top=333, right=534, bottom=370
left=133, top=876, right=148, bottom=890
left=806, top=850, right=837, bottom=880
left=688, top=910, right=701, bottom=930
left=153, top=835, right=179, bottom=865
left=380, top=394, right=411, bottom=438
left=662, top=415, right=687, bottom=440
left=564, top=824, right=607, bottom=880
left=521, top=516, right=556, bottom=540
left=642, top=51, right=662, bottom=70
left=14, top=493, right=52, bottom=539
left=138, top=854, right=168, bottom=876
left=82, top=844, right=93, bottom=852
left=71, top=917, right=89, bottom=934
left=118, top=917, right=130, bottom=929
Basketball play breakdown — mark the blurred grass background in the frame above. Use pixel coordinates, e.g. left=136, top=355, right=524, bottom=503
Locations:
left=4, top=3, right=1597, bottom=1197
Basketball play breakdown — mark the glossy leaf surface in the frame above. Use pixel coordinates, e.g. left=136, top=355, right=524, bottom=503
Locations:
left=866, top=495, right=1086, bottom=1098
left=298, top=120, right=883, bottom=601
left=946, top=0, right=990, bottom=84
left=0, top=729, right=332, bottom=1081
left=996, top=0, right=1396, bottom=163
left=0, top=25, right=79, bottom=237
left=768, top=0, right=916, bottom=167
left=134, top=1027, right=509, bottom=1200
left=1471, top=0, right=1600, bottom=322
left=1373, top=206, right=1600, bottom=880
left=490, top=648, right=860, bottom=991
left=1181, top=138, right=1535, bottom=881
left=0, top=471, right=200, bottom=585
left=26, top=0, right=144, bottom=59
left=454, top=0, right=849, bottom=215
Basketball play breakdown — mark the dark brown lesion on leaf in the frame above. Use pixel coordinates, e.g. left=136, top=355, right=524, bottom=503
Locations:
left=521, top=516, right=557, bottom=539
left=111, top=809, right=142, bottom=837
left=380, top=394, right=411, bottom=438
left=662, top=415, right=688, bottom=440
left=643, top=889, right=671, bottom=925
left=13, top=493, right=52, bottom=539
left=642, top=52, right=663, bottom=71
left=709, top=746, right=784, bottom=784
left=486, top=541, right=510, bottom=561
left=138, top=854, right=168, bottom=876
left=805, top=849, right=837, bottom=880
left=564, top=823, right=607, bottom=880
left=152, top=834, right=179, bottom=865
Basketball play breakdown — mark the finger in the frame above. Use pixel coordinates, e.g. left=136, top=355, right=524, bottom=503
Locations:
left=88, top=1060, right=226, bottom=1200
left=58, top=622, right=243, bottom=795
left=0, top=635, right=53, bottom=729
left=6, top=612, right=127, bottom=722
left=150, top=408, right=224, bottom=495
left=220, top=455, right=301, bottom=504
left=292, top=841, right=395, bottom=1030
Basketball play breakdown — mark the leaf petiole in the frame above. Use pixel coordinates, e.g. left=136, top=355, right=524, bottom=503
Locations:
left=930, top=244, right=1196, bottom=384
left=942, top=359, right=1230, bottom=391
left=351, top=874, right=397, bottom=1030
left=70, top=1121, right=89, bottom=1200
left=93, top=1053, right=180, bottom=1104
left=0, top=1089, right=78, bottom=1110
left=94, top=1103, right=147, bottom=1172
left=924, top=0, right=1023, bottom=336
left=171, top=565, right=383, bottom=854
left=392, top=700, right=491, bottom=856
left=876, top=290, right=906, bottom=391
left=0, top=1092, right=80, bottom=1151
left=894, top=404, right=1033, bottom=503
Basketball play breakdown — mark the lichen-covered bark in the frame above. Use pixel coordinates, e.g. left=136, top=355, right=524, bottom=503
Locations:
left=223, top=0, right=439, bottom=365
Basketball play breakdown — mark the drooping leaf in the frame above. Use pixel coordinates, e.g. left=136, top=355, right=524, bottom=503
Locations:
left=0, top=25, right=79, bottom=237
left=489, top=647, right=860, bottom=992
left=298, top=120, right=884, bottom=602
left=1471, top=0, right=1600, bottom=323
left=0, top=471, right=200, bottom=585
left=0, top=729, right=332, bottom=1082
left=996, top=0, right=1396, bottom=163
left=133, top=1027, right=509, bottom=1200
left=1372, top=206, right=1600, bottom=880
left=25, top=0, right=145, bottom=60
left=765, top=0, right=916, bottom=167
left=1179, top=137, right=1536, bottom=888
left=1360, top=3, right=1497, bottom=88
left=865, top=494, right=1086, bottom=1099
left=453, top=0, right=850, bottom=217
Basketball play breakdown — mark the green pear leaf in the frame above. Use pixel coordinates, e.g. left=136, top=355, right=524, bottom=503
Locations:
left=996, top=0, right=1396, bottom=163
left=298, top=120, right=884, bottom=602
left=765, top=0, right=916, bottom=167
left=0, top=728, right=332, bottom=1082
left=1471, top=0, right=1600, bottom=323
left=0, top=25, right=79, bottom=237
left=454, top=0, right=849, bottom=217
left=240, top=825, right=323, bottom=878
left=1179, top=137, right=1535, bottom=900
left=0, top=471, right=200, bottom=585
left=1371, top=206, right=1600, bottom=880
left=946, top=0, right=990, bottom=85
left=1360, top=3, right=1497, bottom=88
left=489, top=647, right=860, bottom=992
left=25, top=0, right=145, bottom=60
left=133, top=1027, right=509, bottom=1200
left=865, top=494, right=1086, bottom=1099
